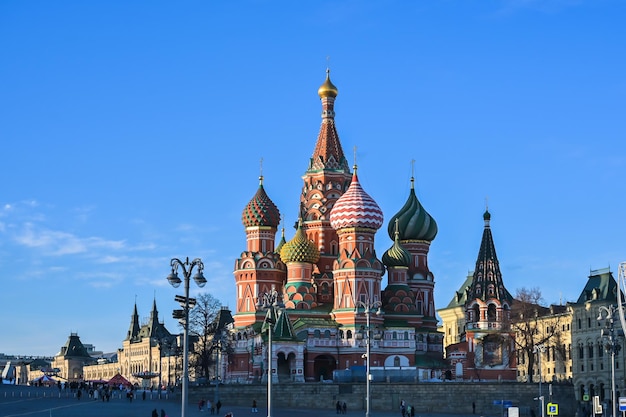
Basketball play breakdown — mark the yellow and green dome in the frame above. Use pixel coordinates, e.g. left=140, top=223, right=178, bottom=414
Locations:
left=280, top=221, right=320, bottom=264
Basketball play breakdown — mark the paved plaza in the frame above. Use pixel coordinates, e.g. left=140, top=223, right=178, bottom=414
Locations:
left=0, top=385, right=470, bottom=417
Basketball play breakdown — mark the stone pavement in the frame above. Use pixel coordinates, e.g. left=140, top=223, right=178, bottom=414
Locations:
left=0, top=385, right=474, bottom=417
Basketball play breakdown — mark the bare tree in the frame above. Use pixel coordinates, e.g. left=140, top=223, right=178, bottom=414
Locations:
left=510, top=287, right=563, bottom=382
left=188, top=293, right=222, bottom=379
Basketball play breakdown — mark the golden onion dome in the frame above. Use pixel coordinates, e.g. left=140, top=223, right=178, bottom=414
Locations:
left=318, top=69, right=338, bottom=98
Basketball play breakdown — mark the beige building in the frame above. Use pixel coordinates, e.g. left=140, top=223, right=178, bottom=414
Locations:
left=570, top=268, right=625, bottom=405
left=515, top=304, right=573, bottom=384
left=51, top=333, right=96, bottom=382
left=82, top=300, right=182, bottom=388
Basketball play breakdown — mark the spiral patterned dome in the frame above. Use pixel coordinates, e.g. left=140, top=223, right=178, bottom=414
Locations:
left=280, top=221, right=320, bottom=264
left=330, top=169, right=384, bottom=231
left=387, top=177, right=437, bottom=242
left=383, top=221, right=411, bottom=268
left=241, top=177, right=281, bottom=228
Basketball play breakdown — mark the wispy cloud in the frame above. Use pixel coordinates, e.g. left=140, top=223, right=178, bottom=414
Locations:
left=13, top=223, right=126, bottom=256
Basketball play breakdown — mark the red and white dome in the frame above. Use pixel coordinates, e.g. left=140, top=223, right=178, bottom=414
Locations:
left=330, top=169, right=383, bottom=230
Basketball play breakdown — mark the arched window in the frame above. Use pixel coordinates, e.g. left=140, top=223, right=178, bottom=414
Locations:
left=394, top=356, right=400, bottom=367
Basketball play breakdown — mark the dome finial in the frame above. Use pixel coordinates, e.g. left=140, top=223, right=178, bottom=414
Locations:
left=410, top=159, right=415, bottom=189
left=483, top=199, right=491, bottom=226
left=259, top=157, right=264, bottom=185
left=353, top=145, right=358, bottom=174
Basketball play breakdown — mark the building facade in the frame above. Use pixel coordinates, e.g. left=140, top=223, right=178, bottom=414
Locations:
left=438, top=213, right=625, bottom=408
left=227, top=70, right=445, bottom=384
left=570, top=268, right=625, bottom=405
left=82, top=300, right=182, bottom=388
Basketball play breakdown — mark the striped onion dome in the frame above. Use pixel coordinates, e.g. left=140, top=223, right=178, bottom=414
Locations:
left=280, top=221, right=320, bottom=264
left=330, top=167, right=384, bottom=231
left=241, top=176, right=281, bottom=228
left=387, top=177, right=437, bottom=242
left=383, top=220, right=411, bottom=267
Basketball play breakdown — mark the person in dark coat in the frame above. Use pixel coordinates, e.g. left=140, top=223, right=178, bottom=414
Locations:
left=152, top=409, right=158, bottom=417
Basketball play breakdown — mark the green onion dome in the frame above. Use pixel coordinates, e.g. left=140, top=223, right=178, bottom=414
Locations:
left=242, top=176, right=281, bottom=228
left=387, top=177, right=437, bottom=242
left=280, top=221, right=320, bottom=264
left=383, top=220, right=411, bottom=268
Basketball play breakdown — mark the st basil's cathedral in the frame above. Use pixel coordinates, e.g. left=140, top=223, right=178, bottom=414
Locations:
left=227, top=70, right=447, bottom=383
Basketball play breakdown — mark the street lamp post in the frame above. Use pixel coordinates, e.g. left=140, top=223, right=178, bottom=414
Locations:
left=213, top=332, right=224, bottom=407
left=533, top=344, right=546, bottom=417
left=167, top=257, right=207, bottom=417
left=256, top=289, right=284, bottom=417
left=598, top=305, right=624, bottom=417
left=355, top=299, right=382, bottom=417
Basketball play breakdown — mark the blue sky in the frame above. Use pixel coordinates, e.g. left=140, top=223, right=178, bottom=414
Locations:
left=1, top=0, right=625, bottom=357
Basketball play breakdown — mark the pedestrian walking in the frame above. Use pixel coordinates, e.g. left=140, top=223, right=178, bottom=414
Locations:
left=252, top=399, right=258, bottom=413
left=216, top=400, right=222, bottom=414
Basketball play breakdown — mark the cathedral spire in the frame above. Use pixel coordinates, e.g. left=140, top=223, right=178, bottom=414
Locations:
left=308, top=69, right=350, bottom=174
left=468, top=209, right=512, bottom=304
left=126, top=303, right=140, bottom=341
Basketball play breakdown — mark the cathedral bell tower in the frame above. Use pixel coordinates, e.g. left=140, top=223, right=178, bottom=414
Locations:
left=300, top=69, right=352, bottom=305
left=464, top=209, right=516, bottom=378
